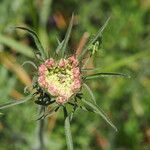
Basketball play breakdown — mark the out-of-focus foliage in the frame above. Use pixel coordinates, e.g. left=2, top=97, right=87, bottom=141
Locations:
left=0, top=0, right=150, bottom=150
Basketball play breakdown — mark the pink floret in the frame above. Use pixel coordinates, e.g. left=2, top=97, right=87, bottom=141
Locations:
left=38, top=64, right=47, bottom=75
left=56, top=96, right=68, bottom=104
left=68, top=55, right=78, bottom=67
left=59, top=59, right=67, bottom=67
left=38, top=76, right=46, bottom=87
left=45, top=58, right=55, bottom=68
left=72, top=79, right=81, bottom=91
left=48, top=85, right=58, bottom=96
left=73, top=67, right=80, bottom=78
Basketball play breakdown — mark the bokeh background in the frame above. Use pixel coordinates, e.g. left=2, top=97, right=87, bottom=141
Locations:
left=0, top=0, right=150, bottom=150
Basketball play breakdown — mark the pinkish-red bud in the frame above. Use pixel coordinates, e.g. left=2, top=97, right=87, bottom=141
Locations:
left=45, top=58, right=55, bottom=68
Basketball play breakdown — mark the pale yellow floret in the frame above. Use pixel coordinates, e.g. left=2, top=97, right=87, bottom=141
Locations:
left=45, top=67, right=74, bottom=98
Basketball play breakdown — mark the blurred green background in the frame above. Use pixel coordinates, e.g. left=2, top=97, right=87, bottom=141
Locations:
left=0, top=0, right=150, bottom=150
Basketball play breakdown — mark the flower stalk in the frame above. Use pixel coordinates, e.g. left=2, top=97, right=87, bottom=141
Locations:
left=38, top=107, right=45, bottom=150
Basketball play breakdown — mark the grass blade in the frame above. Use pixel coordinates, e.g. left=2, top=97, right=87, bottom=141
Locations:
left=102, top=50, right=150, bottom=72
left=0, top=34, right=34, bottom=58
left=61, top=14, right=74, bottom=57
left=82, top=99, right=118, bottom=131
left=15, top=27, right=46, bottom=59
left=0, top=94, right=32, bottom=110
left=65, top=115, right=74, bottom=150
left=84, top=72, right=130, bottom=80
left=40, top=0, right=52, bottom=27
left=78, top=17, right=110, bottom=61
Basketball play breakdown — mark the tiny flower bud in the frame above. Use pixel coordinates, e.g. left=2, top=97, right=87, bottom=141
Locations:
left=59, top=59, right=68, bottom=67
left=73, top=67, right=80, bottom=78
left=38, top=64, right=47, bottom=75
left=56, top=96, right=67, bottom=104
left=45, top=58, right=55, bottom=68
left=68, top=55, right=79, bottom=67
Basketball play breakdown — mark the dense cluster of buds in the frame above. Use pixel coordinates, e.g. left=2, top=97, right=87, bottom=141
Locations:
left=38, top=55, right=81, bottom=104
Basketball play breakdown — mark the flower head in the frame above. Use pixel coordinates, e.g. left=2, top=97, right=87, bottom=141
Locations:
left=38, top=55, right=81, bottom=104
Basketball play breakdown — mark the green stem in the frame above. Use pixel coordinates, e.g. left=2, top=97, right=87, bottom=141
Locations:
left=0, top=34, right=34, bottom=58
left=65, top=116, right=74, bottom=150
left=38, top=119, right=45, bottom=150
left=63, top=106, right=74, bottom=150
left=37, top=107, right=45, bottom=150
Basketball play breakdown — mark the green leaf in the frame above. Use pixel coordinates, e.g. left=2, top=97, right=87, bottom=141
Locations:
left=15, top=27, right=47, bottom=59
left=0, top=94, right=33, bottom=110
left=82, top=99, right=118, bottom=132
left=83, top=83, right=96, bottom=104
left=0, top=34, right=34, bottom=58
left=81, top=67, right=101, bottom=72
left=79, top=105, right=94, bottom=112
left=84, top=72, right=130, bottom=80
left=61, top=14, right=74, bottom=57
left=78, top=17, right=110, bottom=61
left=37, top=106, right=59, bottom=120
left=64, top=115, right=74, bottom=150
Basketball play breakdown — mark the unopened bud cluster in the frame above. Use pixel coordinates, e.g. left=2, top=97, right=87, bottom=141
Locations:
left=38, top=55, right=81, bottom=104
